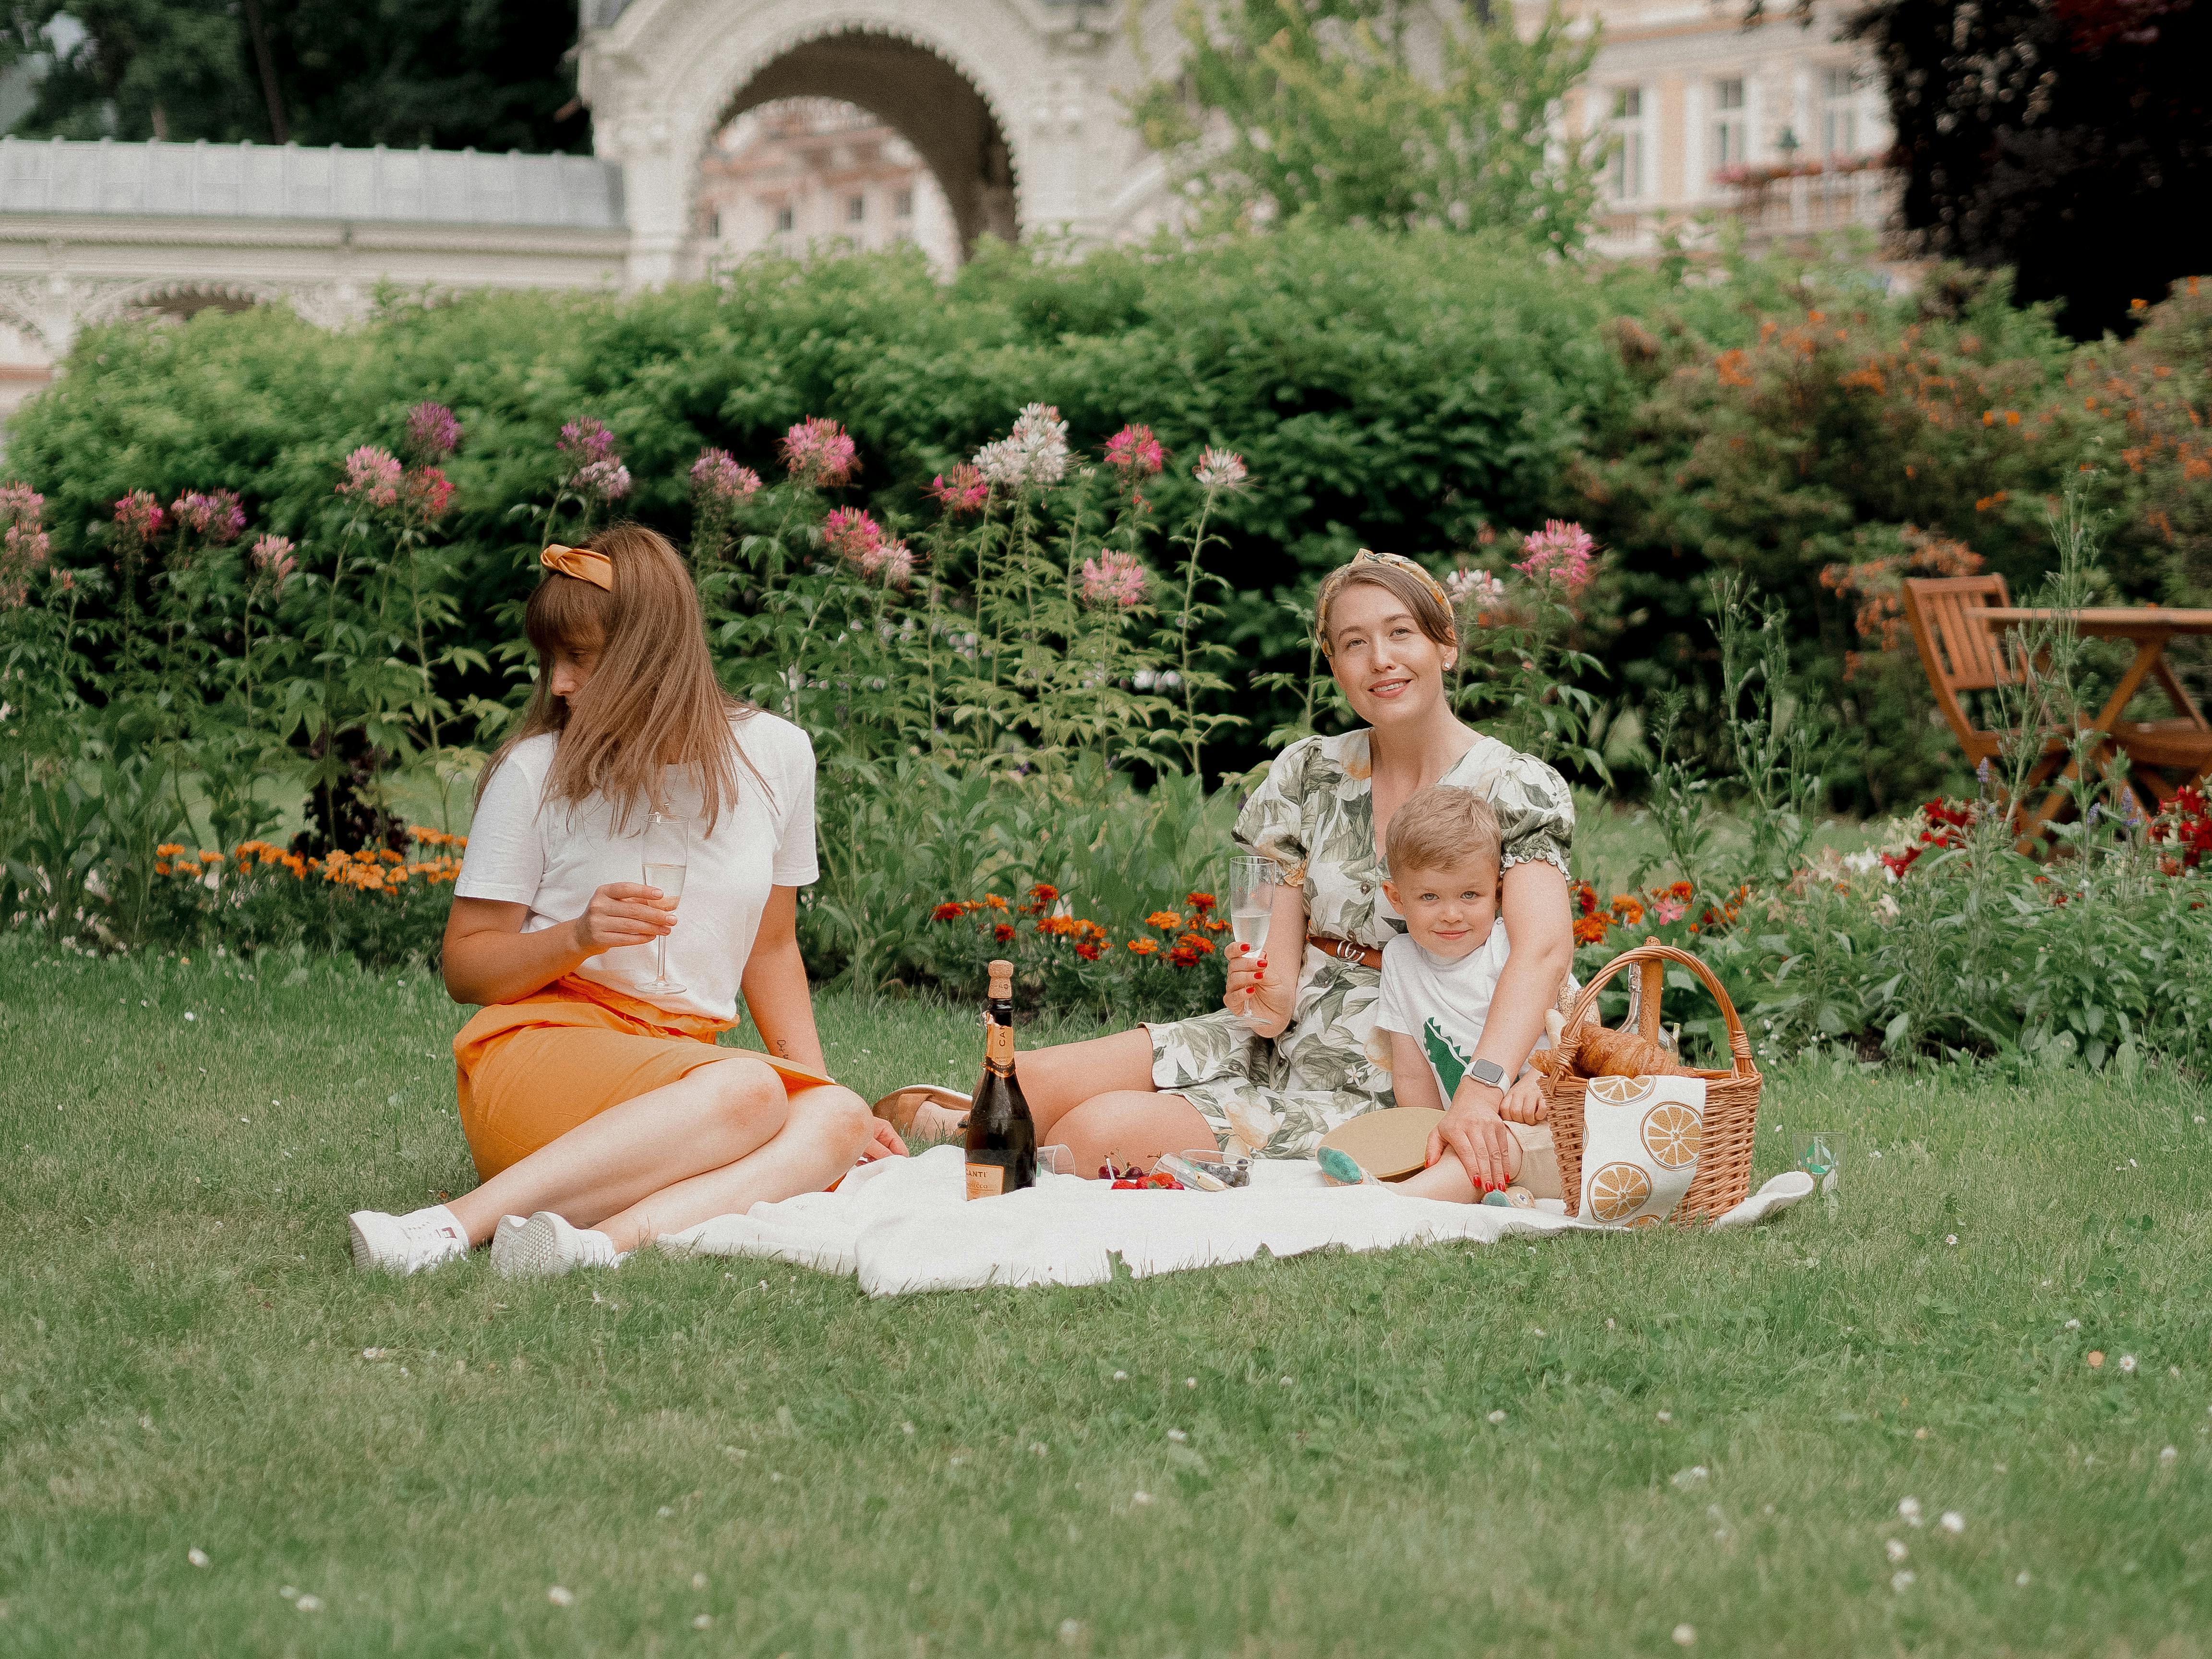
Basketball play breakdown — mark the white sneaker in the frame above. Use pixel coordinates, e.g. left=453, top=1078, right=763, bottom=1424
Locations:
left=488, top=1213, right=529, bottom=1272
left=493, top=1211, right=625, bottom=1280
left=348, top=1205, right=469, bottom=1275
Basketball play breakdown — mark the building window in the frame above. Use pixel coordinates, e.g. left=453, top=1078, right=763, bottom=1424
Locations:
left=895, top=187, right=914, bottom=218
left=1713, top=78, right=1747, bottom=173
left=847, top=194, right=866, bottom=223
left=775, top=204, right=793, bottom=233
left=1821, top=66, right=1859, bottom=156
left=1607, top=87, right=1645, bottom=204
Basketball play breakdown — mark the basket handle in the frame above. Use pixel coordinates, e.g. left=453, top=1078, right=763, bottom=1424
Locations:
left=1559, top=942, right=1757, bottom=1079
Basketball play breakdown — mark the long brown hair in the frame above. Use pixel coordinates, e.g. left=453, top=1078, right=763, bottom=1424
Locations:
left=480, top=522, right=760, bottom=833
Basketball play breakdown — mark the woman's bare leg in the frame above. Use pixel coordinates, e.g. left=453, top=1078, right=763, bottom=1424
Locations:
left=1011, top=1027, right=1158, bottom=1139
left=594, top=1083, right=874, bottom=1251
left=445, top=1057, right=788, bottom=1245
left=1395, top=1138, right=1520, bottom=1204
left=1045, top=1089, right=1214, bottom=1176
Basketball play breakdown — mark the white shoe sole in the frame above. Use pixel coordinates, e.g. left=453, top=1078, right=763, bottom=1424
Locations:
left=495, top=1211, right=586, bottom=1280
left=488, top=1214, right=530, bottom=1276
left=347, top=1210, right=404, bottom=1274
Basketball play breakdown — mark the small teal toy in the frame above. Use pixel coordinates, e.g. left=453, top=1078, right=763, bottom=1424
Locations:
left=1317, top=1147, right=1375, bottom=1187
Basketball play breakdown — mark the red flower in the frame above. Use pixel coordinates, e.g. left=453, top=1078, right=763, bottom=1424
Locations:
left=993, top=923, right=1015, bottom=943
left=1074, top=940, right=1103, bottom=962
left=1167, top=945, right=1201, bottom=968
left=1573, top=914, right=1610, bottom=945
left=1574, top=882, right=1600, bottom=917
left=1186, top=891, right=1217, bottom=914
left=931, top=902, right=967, bottom=922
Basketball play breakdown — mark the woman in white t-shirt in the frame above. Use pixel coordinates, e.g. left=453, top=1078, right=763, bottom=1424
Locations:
left=345, top=525, right=901, bottom=1279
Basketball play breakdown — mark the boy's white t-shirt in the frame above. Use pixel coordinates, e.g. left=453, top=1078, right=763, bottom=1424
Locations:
left=1373, top=923, right=1518, bottom=1102
left=454, top=711, right=818, bottom=1023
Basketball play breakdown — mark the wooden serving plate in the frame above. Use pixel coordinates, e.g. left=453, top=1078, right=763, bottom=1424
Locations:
left=1318, top=1106, right=1445, bottom=1182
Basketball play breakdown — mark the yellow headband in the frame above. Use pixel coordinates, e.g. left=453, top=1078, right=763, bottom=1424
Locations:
left=541, top=543, right=613, bottom=591
left=1314, top=549, right=1453, bottom=655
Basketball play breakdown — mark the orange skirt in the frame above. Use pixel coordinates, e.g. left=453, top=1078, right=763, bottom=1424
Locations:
left=452, top=975, right=832, bottom=1181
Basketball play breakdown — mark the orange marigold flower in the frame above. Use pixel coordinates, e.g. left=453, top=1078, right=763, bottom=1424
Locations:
left=379, top=848, right=403, bottom=864
left=156, top=843, right=187, bottom=858
left=993, top=922, right=1015, bottom=943
left=1175, top=932, right=1215, bottom=957
left=1186, top=891, right=1217, bottom=913
left=154, top=862, right=171, bottom=876
left=1074, top=940, right=1103, bottom=962
left=199, top=850, right=224, bottom=864
left=982, top=894, right=1010, bottom=911
left=1029, top=882, right=1059, bottom=905
left=1572, top=915, right=1610, bottom=945
left=1203, top=917, right=1230, bottom=933
left=1167, top=945, right=1201, bottom=968
left=1146, top=911, right=1185, bottom=931
left=1610, top=894, right=1644, bottom=925
left=1076, top=920, right=1108, bottom=942
left=1667, top=880, right=1694, bottom=902
left=1127, top=938, right=1160, bottom=956
left=931, top=902, right=967, bottom=922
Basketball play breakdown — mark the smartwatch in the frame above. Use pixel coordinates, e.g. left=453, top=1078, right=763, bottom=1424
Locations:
left=1466, top=1058, right=1507, bottom=1093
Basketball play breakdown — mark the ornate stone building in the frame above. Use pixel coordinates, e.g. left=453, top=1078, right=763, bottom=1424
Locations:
left=0, top=0, right=1896, bottom=426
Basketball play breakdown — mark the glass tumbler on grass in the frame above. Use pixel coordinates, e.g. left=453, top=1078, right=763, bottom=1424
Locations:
left=1227, top=854, right=1278, bottom=1028
left=639, top=811, right=687, bottom=996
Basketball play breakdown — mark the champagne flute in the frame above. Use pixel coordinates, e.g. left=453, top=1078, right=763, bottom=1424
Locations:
left=639, top=811, right=687, bottom=996
left=1227, top=854, right=1276, bottom=1027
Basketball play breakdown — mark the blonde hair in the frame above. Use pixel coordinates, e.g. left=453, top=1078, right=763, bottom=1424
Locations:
left=1315, top=554, right=1457, bottom=660
left=481, top=522, right=761, bottom=834
left=1384, top=785, right=1501, bottom=880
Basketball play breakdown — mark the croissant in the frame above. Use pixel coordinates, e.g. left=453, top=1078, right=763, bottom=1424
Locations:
left=1570, top=1022, right=1695, bottom=1079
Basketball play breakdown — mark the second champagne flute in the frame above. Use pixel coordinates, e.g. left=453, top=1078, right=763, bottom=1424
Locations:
left=1227, top=854, right=1276, bottom=1028
left=639, top=810, right=687, bottom=996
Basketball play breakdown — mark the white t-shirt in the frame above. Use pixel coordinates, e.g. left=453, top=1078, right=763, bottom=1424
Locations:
left=1373, top=923, right=1518, bottom=1103
left=454, top=711, right=819, bottom=1023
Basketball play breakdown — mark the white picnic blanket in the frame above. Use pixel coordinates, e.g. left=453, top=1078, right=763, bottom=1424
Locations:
left=661, top=1146, right=1815, bottom=1297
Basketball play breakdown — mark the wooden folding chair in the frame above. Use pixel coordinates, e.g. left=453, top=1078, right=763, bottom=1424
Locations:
left=1900, top=576, right=2072, bottom=834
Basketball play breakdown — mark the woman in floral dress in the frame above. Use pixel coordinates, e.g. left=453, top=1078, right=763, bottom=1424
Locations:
left=989, top=550, right=1578, bottom=1185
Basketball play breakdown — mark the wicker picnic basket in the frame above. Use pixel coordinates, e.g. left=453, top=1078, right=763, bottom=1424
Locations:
left=1542, top=943, right=1763, bottom=1226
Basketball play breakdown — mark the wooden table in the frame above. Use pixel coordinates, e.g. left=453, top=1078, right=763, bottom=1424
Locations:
left=1977, top=606, right=2212, bottom=824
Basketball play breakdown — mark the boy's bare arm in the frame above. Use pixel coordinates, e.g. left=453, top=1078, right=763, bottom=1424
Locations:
left=1387, top=1031, right=1445, bottom=1112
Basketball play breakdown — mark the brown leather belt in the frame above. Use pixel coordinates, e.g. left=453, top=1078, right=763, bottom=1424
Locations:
left=1307, top=933, right=1383, bottom=971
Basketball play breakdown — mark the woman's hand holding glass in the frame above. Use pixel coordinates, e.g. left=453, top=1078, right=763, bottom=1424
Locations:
left=1222, top=947, right=1293, bottom=1038
left=570, top=882, right=676, bottom=956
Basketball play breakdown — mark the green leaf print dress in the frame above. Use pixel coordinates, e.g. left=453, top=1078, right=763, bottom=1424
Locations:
left=1148, top=729, right=1574, bottom=1158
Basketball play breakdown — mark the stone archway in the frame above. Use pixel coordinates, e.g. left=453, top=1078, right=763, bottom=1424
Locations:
left=716, top=32, right=1017, bottom=263
left=577, top=0, right=1178, bottom=286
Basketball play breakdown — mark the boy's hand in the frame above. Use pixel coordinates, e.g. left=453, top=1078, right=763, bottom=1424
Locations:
left=1497, top=1071, right=1548, bottom=1125
left=1428, top=1100, right=1519, bottom=1194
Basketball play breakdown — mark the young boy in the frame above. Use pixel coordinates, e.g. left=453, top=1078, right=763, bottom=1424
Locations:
left=1372, top=784, right=1564, bottom=1205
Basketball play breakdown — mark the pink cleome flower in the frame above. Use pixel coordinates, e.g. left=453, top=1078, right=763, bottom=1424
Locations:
left=337, top=446, right=404, bottom=509
left=822, top=505, right=884, bottom=565
left=691, top=447, right=762, bottom=509
left=1081, top=549, right=1149, bottom=610
left=1514, top=520, right=1597, bottom=591
left=1104, top=424, right=1166, bottom=480
left=557, top=418, right=617, bottom=466
left=404, top=402, right=461, bottom=463
left=404, top=467, right=456, bottom=522
left=781, top=417, right=859, bottom=488
left=926, top=463, right=989, bottom=515
left=1193, top=447, right=1248, bottom=491
left=861, top=536, right=915, bottom=589
left=0, top=483, right=48, bottom=607
left=171, top=489, right=247, bottom=545
left=113, top=489, right=167, bottom=545
left=250, top=534, right=298, bottom=593
left=1447, top=568, right=1506, bottom=610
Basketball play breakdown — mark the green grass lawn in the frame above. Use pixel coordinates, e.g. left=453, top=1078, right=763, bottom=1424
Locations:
left=3, top=933, right=2209, bottom=1658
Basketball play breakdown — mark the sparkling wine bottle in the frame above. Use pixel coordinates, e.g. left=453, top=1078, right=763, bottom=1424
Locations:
left=965, top=958, right=1037, bottom=1199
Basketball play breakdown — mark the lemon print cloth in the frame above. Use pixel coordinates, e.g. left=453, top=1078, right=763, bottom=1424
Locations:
left=1575, top=1074, right=1706, bottom=1226
left=1147, top=728, right=1575, bottom=1158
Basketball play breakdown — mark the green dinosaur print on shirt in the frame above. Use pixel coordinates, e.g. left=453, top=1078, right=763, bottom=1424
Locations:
left=1423, top=1017, right=1471, bottom=1098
